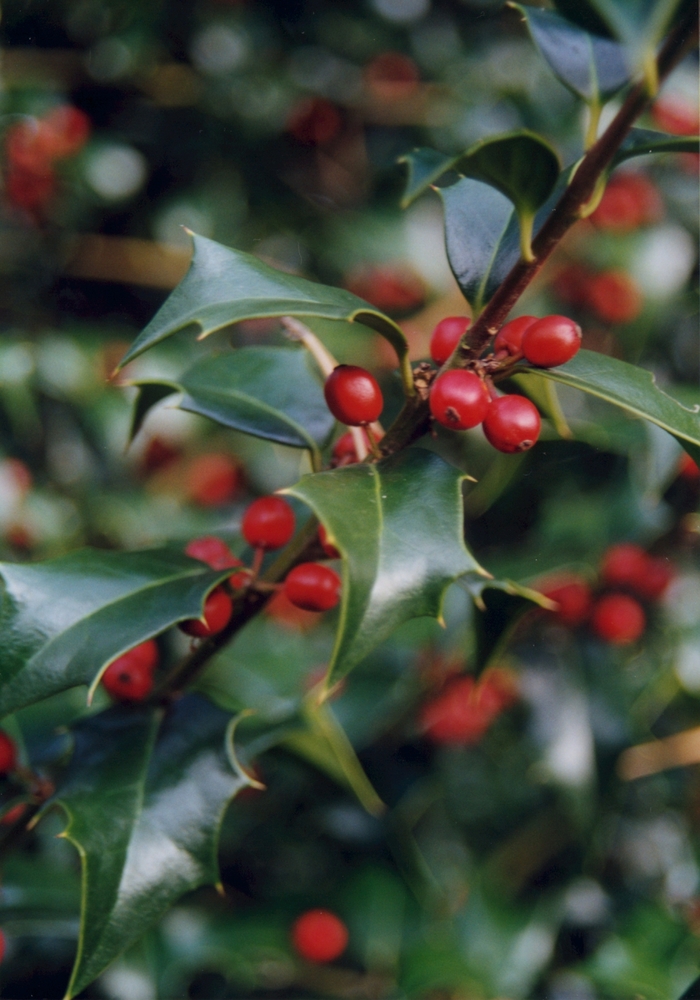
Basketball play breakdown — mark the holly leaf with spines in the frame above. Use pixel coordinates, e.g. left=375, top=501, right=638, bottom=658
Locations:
left=284, top=448, right=489, bottom=684
left=50, top=694, right=252, bottom=999
left=613, top=126, right=700, bottom=165
left=116, top=233, right=409, bottom=376
left=511, top=4, right=629, bottom=103
left=0, top=549, right=233, bottom=717
left=516, top=350, right=700, bottom=465
left=129, top=346, right=334, bottom=455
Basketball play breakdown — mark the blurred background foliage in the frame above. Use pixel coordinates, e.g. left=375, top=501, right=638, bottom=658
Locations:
left=0, top=0, right=698, bottom=997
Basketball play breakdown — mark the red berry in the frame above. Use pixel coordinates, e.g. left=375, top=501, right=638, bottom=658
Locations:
left=6, top=166, right=56, bottom=212
left=590, top=173, right=662, bottom=231
left=102, top=641, right=159, bottom=701
left=185, top=536, right=242, bottom=570
left=429, top=316, right=471, bottom=366
left=591, top=593, right=645, bottom=645
left=39, top=106, right=90, bottom=159
left=180, top=588, right=233, bottom=638
left=475, top=668, right=519, bottom=715
left=291, top=909, right=348, bottom=964
left=365, top=52, right=419, bottom=101
left=679, top=453, right=700, bottom=481
left=635, top=556, right=674, bottom=601
left=324, top=365, right=383, bottom=426
left=539, top=574, right=592, bottom=627
left=600, top=543, right=648, bottom=589
left=331, top=429, right=378, bottom=466
left=186, top=453, right=240, bottom=507
left=344, top=264, right=424, bottom=314
left=493, top=316, right=537, bottom=357
left=421, top=676, right=489, bottom=745
left=651, top=96, right=699, bottom=136
left=287, top=97, right=342, bottom=145
left=284, top=563, right=341, bottom=612
left=318, top=525, right=341, bottom=559
left=1, top=802, right=27, bottom=826
left=0, top=928, right=5, bottom=963
left=521, top=315, right=582, bottom=368
left=586, top=270, right=642, bottom=324
left=0, top=732, right=17, bottom=774
left=429, top=370, right=490, bottom=430
left=483, top=395, right=541, bottom=453
left=242, top=496, right=295, bottom=550
left=265, top=590, right=321, bottom=631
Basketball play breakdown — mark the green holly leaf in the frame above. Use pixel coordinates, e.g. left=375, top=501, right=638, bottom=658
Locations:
left=117, top=234, right=409, bottom=385
left=52, top=695, right=251, bottom=998
left=614, top=126, right=700, bottom=165
left=398, top=147, right=454, bottom=209
left=0, top=549, right=231, bottom=716
left=285, top=448, right=489, bottom=683
left=517, top=350, right=700, bottom=465
left=130, top=346, right=334, bottom=457
left=512, top=4, right=629, bottom=103
left=459, top=575, right=553, bottom=670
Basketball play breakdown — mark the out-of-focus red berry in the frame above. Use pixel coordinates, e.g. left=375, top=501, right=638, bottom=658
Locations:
left=429, top=316, right=471, bottom=366
left=421, top=676, right=491, bottom=745
left=38, top=106, right=91, bottom=158
left=521, top=315, right=582, bottom=368
left=539, top=574, right=592, bottom=628
left=635, top=555, right=674, bottom=601
left=552, top=263, right=592, bottom=307
left=6, top=167, right=56, bottom=211
left=287, top=97, right=342, bottom=145
left=265, top=589, right=321, bottom=631
left=0, top=928, right=5, bottom=963
left=102, top=641, right=159, bottom=701
left=590, top=172, right=663, bottom=231
left=493, top=316, right=537, bottom=357
left=586, top=270, right=643, bottom=324
left=324, top=365, right=383, bottom=426
left=242, top=496, right=295, bottom=550
left=0, top=803, right=27, bottom=826
left=331, top=429, right=378, bottom=466
left=0, top=733, right=17, bottom=774
left=291, top=909, right=349, bottom=964
left=600, top=543, right=648, bottom=589
left=284, top=563, right=341, bottom=612
left=651, top=96, right=699, bottom=136
left=185, top=536, right=242, bottom=570
left=365, top=52, right=419, bottom=100
left=318, top=524, right=341, bottom=559
left=179, top=587, right=233, bottom=638
left=678, top=453, right=700, bottom=481
left=344, top=264, right=424, bottom=315
left=591, top=593, right=645, bottom=645
left=185, top=453, right=240, bottom=507
left=140, top=437, right=181, bottom=476
left=475, top=668, right=519, bottom=715
left=483, top=395, right=541, bottom=453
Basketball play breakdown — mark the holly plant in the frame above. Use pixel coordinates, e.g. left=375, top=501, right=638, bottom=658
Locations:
left=0, top=3, right=698, bottom=999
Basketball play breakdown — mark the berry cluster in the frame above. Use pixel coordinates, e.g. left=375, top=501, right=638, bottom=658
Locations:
left=427, top=313, right=581, bottom=453
left=5, top=105, right=90, bottom=214
left=538, top=542, right=674, bottom=646
left=420, top=668, right=518, bottom=745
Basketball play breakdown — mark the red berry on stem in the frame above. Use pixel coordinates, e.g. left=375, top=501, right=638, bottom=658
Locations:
left=291, top=909, right=349, bottom=964
left=600, top=543, right=648, bottom=589
left=185, top=536, right=242, bottom=570
left=429, top=370, right=490, bottom=431
left=539, top=574, right=592, bottom=628
left=180, top=588, right=233, bottom=638
left=429, top=316, right=471, bottom=366
left=324, top=365, right=383, bottom=426
left=0, top=732, right=17, bottom=774
left=284, top=563, right=341, bottom=612
left=678, top=453, right=700, bottom=481
left=494, top=316, right=537, bottom=357
left=521, top=315, right=582, bottom=368
left=102, top=641, right=159, bottom=701
left=318, top=524, right=341, bottom=559
left=483, top=395, right=541, bottom=453
left=591, top=593, right=645, bottom=645
left=242, top=496, right=295, bottom=550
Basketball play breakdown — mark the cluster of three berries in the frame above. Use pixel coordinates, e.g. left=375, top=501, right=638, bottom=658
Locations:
left=429, top=314, right=581, bottom=452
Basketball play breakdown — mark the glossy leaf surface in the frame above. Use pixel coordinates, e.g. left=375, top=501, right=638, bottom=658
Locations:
left=614, top=127, right=700, bottom=165
left=54, top=695, right=249, bottom=998
left=399, top=147, right=454, bottom=209
left=285, top=448, right=488, bottom=682
left=131, top=346, right=334, bottom=451
left=513, top=4, right=629, bottom=102
left=118, top=234, right=407, bottom=369
left=0, top=549, right=229, bottom=716
left=519, top=350, right=700, bottom=464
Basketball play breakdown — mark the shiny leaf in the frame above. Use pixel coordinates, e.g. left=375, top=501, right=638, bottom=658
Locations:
left=54, top=695, right=250, bottom=998
left=459, top=575, right=553, bottom=670
left=117, top=233, right=408, bottom=370
left=517, top=350, right=700, bottom=464
left=614, top=126, right=700, bottom=165
left=513, top=4, right=629, bottom=102
left=131, top=346, right=334, bottom=452
left=0, top=549, right=230, bottom=716
left=399, top=147, right=454, bottom=209
left=285, top=448, right=488, bottom=683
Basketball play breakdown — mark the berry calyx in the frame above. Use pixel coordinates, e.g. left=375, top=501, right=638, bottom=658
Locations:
left=291, top=909, right=348, bottom=963
left=521, top=315, right=582, bottom=368
left=242, top=496, right=295, bottom=550
left=600, top=543, right=648, bottom=589
left=493, top=316, right=537, bottom=357
left=185, top=536, right=242, bottom=570
left=0, top=732, right=17, bottom=774
left=180, top=588, right=233, bottom=638
left=318, top=525, right=341, bottom=559
left=429, top=316, right=471, bottom=366
left=429, top=370, right=490, bottom=431
left=483, top=395, right=541, bottom=453
left=539, top=574, right=592, bottom=628
left=284, top=563, right=341, bottom=612
left=324, top=365, right=383, bottom=426
left=591, top=593, right=645, bottom=645
left=102, top=640, right=159, bottom=702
